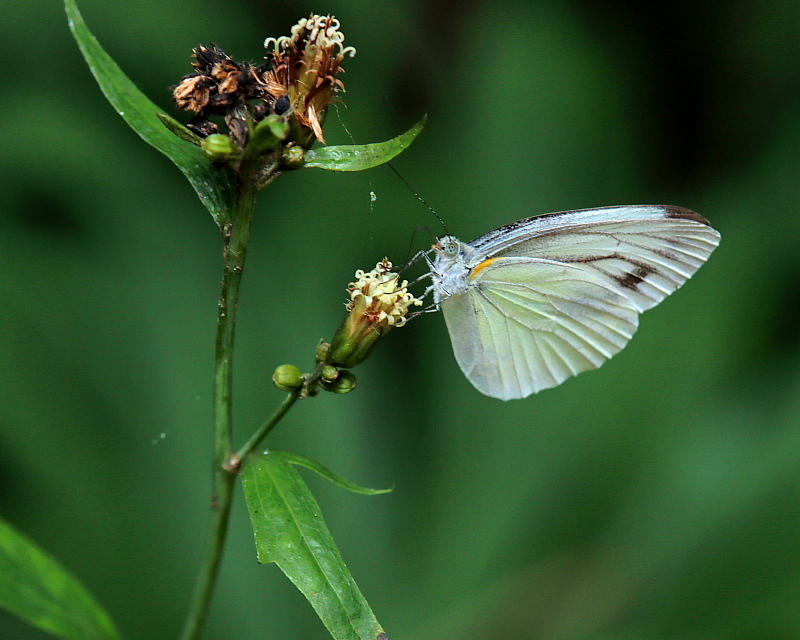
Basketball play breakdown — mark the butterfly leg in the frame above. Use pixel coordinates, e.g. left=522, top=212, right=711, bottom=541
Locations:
left=400, top=249, right=439, bottom=293
left=406, top=301, right=440, bottom=320
left=396, top=248, right=431, bottom=276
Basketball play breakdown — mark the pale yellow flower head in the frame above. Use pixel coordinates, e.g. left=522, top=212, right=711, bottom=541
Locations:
left=329, top=259, right=422, bottom=368
left=347, top=259, right=422, bottom=329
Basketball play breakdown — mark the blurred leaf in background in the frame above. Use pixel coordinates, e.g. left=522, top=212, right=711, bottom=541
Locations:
left=1, top=1, right=800, bottom=639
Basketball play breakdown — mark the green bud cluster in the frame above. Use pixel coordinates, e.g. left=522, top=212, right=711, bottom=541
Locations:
left=320, top=368, right=357, bottom=394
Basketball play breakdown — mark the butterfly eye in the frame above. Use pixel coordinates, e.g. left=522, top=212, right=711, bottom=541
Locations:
left=442, top=238, right=460, bottom=255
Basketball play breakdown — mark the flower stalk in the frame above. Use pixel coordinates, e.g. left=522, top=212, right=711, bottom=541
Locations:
left=179, top=165, right=261, bottom=640
left=172, top=15, right=366, bottom=635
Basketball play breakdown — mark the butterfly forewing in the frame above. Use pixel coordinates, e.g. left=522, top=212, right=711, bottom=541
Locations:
left=471, top=206, right=720, bottom=313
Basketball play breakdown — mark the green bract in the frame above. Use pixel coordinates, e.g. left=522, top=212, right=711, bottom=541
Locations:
left=305, top=117, right=426, bottom=171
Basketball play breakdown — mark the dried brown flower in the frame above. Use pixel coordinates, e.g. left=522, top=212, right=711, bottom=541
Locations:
left=263, top=15, right=355, bottom=145
left=170, top=16, right=354, bottom=157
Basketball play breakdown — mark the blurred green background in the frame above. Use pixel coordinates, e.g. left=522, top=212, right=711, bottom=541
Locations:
left=3, top=0, right=800, bottom=638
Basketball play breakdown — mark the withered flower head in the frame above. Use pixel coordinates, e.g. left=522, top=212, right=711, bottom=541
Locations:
left=173, top=45, right=266, bottom=116
left=263, top=14, right=355, bottom=145
left=329, top=259, right=422, bottom=369
left=192, top=44, right=245, bottom=94
left=173, top=74, right=216, bottom=114
left=168, top=16, right=355, bottom=170
left=172, top=44, right=275, bottom=148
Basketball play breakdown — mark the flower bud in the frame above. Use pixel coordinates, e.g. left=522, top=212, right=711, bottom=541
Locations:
left=328, top=259, right=422, bottom=368
left=321, top=365, right=339, bottom=382
left=315, top=341, right=332, bottom=363
left=246, top=115, right=290, bottom=158
left=323, top=370, right=356, bottom=394
left=282, top=146, right=306, bottom=169
left=202, top=133, right=241, bottom=162
left=272, top=364, right=304, bottom=392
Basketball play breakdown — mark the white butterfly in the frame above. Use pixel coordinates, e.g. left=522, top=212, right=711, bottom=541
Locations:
left=429, top=205, right=720, bottom=400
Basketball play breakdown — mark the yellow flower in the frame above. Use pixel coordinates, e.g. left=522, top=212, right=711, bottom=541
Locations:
left=329, top=259, right=422, bottom=368
left=263, top=15, right=355, bottom=146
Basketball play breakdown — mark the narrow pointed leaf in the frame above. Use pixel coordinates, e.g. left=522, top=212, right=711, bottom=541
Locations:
left=0, top=516, right=121, bottom=640
left=156, top=113, right=203, bottom=146
left=278, top=450, right=392, bottom=495
left=65, top=0, right=234, bottom=226
left=304, top=116, right=426, bottom=171
left=242, top=450, right=385, bottom=640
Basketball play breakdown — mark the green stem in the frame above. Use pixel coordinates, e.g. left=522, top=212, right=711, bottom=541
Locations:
left=233, top=393, right=299, bottom=463
left=231, top=363, right=326, bottom=466
left=179, top=170, right=259, bottom=640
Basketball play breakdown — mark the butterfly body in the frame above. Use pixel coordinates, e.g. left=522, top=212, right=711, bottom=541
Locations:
left=430, top=205, right=720, bottom=400
left=430, top=236, right=483, bottom=299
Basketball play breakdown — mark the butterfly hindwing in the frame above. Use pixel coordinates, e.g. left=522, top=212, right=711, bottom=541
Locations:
left=441, top=258, right=640, bottom=399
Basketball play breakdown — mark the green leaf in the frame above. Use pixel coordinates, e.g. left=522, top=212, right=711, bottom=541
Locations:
left=304, top=116, right=426, bottom=171
left=65, top=0, right=234, bottom=227
left=242, top=450, right=385, bottom=640
left=0, top=516, right=121, bottom=640
left=279, top=450, right=393, bottom=495
left=155, top=113, right=202, bottom=146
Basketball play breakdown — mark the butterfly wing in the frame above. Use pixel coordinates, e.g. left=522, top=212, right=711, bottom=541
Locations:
left=440, top=257, right=640, bottom=400
left=472, top=205, right=720, bottom=313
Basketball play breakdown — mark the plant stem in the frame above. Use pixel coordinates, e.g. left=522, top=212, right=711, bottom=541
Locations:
left=233, top=392, right=299, bottom=463
left=230, top=361, right=328, bottom=467
left=179, top=170, right=259, bottom=640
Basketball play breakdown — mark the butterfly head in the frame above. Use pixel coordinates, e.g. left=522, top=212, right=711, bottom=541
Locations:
left=430, top=235, right=479, bottom=302
left=434, top=235, right=461, bottom=257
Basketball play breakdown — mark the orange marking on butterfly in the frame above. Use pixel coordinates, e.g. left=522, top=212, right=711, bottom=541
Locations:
left=469, top=257, right=499, bottom=280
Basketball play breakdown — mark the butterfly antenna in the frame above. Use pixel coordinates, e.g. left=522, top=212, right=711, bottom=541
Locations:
left=336, top=114, right=446, bottom=234
left=333, top=105, right=379, bottom=213
left=396, top=225, right=436, bottom=273
left=387, top=162, right=449, bottom=236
